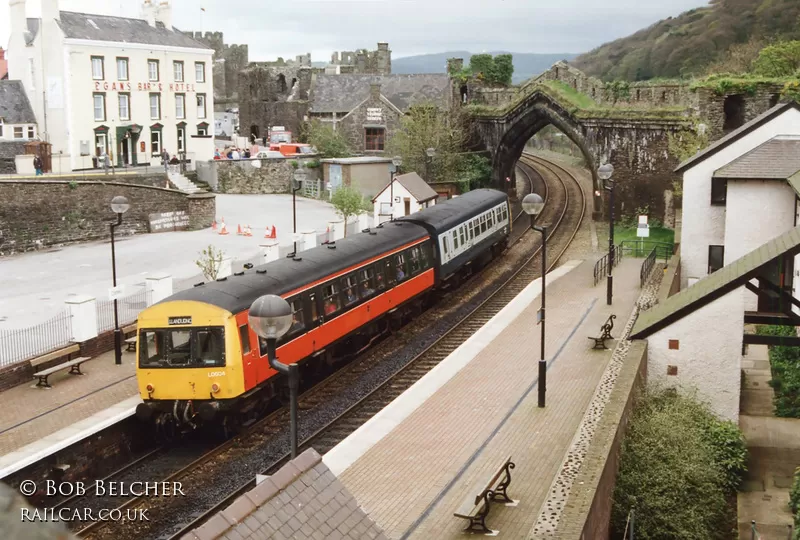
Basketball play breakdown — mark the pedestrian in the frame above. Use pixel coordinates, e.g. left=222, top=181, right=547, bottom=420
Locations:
left=100, top=150, right=110, bottom=175
left=232, top=148, right=241, bottom=160
left=33, top=155, right=43, bottom=176
left=162, top=149, right=170, bottom=173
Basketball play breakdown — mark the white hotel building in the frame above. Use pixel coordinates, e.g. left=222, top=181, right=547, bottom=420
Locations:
left=7, top=0, right=215, bottom=171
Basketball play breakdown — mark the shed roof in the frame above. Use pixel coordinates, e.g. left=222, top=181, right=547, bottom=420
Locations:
left=310, top=74, right=450, bottom=113
left=631, top=226, right=800, bottom=339
left=713, top=137, right=800, bottom=180
left=395, top=172, right=439, bottom=203
left=28, top=12, right=211, bottom=49
left=0, top=81, right=36, bottom=124
left=675, top=101, right=800, bottom=174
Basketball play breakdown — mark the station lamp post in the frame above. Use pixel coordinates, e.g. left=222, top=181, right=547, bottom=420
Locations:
left=388, top=156, right=402, bottom=221
left=291, top=168, right=304, bottom=255
left=522, top=192, right=547, bottom=408
left=109, top=195, right=130, bottom=366
left=598, top=163, right=615, bottom=306
left=425, top=147, right=436, bottom=183
left=248, top=294, right=299, bottom=458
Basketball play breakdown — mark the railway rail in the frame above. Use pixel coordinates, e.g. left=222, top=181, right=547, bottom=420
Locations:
left=75, top=153, right=583, bottom=540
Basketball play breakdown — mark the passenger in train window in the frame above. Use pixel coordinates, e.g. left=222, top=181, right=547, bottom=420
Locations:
left=324, top=300, right=337, bottom=315
left=396, top=265, right=405, bottom=280
left=376, top=270, right=385, bottom=289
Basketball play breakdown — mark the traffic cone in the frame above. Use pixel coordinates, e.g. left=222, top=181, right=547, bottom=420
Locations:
left=218, top=221, right=229, bottom=235
left=264, top=226, right=271, bottom=239
left=325, top=226, right=330, bottom=242
left=244, top=225, right=253, bottom=237
left=211, top=219, right=217, bottom=232
left=269, top=225, right=277, bottom=239
left=236, top=224, right=243, bottom=235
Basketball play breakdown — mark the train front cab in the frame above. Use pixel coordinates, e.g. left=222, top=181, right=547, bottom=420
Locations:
left=135, top=300, right=245, bottom=423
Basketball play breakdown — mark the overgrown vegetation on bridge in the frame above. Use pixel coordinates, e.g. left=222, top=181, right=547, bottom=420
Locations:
left=611, top=386, right=747, bottom=540
left=450, top=54, right=515, bottom=87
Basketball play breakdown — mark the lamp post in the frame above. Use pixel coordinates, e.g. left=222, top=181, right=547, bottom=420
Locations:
left=389, top=155, right=402, bottom=221
left=248, top=294, right=298, bottom=457
left=425, top=147, right=436, bottom=183
left=522, top=193, right=547, bottom=408
left=109, top=195, right=130, bottom=366
left=291, top=169, right=304, bottom=255
left=598, top=163, right=615, bottom=306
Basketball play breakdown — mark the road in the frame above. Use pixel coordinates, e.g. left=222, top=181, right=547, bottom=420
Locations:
left=0, top=194, right=341, bottom=330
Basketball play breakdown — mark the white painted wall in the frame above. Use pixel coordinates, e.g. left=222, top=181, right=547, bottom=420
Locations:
left=372, top=179, right=435, bottom=224
left=646, top=287, right=745, bottom=421
left=681, top=108, right=800, bottom=288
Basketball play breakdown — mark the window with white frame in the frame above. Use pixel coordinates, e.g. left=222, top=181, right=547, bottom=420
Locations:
left=195, top=62, right=205, bottom=83
left=173, top=61, right=184, bottom=82
left=151, top=130, right=161, bottom=156
left=177, top=127, right=186, bottom=152
left=27, top=126, right=35, bottom=139
left=196, top=94, right=206, bottom=119
left=149, top=93, right=161, bottom=120
left=197, top=125, right=207, bottom=136
left=118, top=93, right=130, bottom=120
left=14, top=127, right=23, bottom=139
left=91, top=56, right=104, bottom=80
left=116, top=58, right=128, bottom=80
left=148, top=60, right=159, bottom=81
left=175, top=94, right=185, bottom=119
left=93, top=93, right=106, bottom=121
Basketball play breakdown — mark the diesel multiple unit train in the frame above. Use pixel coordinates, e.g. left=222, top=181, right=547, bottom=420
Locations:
left=134, top=189, right=512, bottom=433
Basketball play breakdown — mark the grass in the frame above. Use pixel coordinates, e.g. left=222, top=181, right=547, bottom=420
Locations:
left=615, top=225, right=674, bottom=245
left=596, top=225, right=675, bottom=258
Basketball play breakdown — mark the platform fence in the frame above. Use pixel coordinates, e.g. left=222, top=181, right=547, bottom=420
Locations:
left=0, top=309, right=73, bottom=366
left=593, top=244, right=624, bottom=286
left=619, top=240, right=674, bottom=260
left=96, top=288, right=152, bottom=333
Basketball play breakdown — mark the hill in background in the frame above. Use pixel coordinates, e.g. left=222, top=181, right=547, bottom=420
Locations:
left=573, top=0, right=800, bottom=81
left=392, top=51, right=578, bottom=84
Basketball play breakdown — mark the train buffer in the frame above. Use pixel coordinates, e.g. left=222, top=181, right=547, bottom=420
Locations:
left=125, top=337, right=137, bottom=352
left=453, top=456, right=517, bottom=535
left=588, top=314, right=616, bottom=350
left=34, top=356, right=91, bottom=388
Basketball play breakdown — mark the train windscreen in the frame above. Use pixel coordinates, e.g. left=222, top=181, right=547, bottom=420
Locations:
left=138, top=327, right=226, bottom=368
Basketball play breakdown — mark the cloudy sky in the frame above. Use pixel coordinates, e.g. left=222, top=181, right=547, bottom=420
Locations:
left=1, top=0, right=710, bottom=61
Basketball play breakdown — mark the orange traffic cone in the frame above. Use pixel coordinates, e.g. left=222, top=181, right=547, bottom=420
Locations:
left=236, top=224, right=244, bottom=235
left=244, top=225, right=253, bottom=237
left=269, top=225, right=277, bottom=239
left=211, top=219, right=217, bottom=232
left=218, top=221, right=229, bottom=235
left=325, top=226, right=330, bottom=242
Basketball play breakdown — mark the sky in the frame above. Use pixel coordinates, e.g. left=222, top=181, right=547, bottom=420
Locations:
left=1, top=0, right=711, bottom=61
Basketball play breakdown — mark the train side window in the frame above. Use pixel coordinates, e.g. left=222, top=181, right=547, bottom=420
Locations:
left=308, top=292, right=319, bottom=323
left=359, top=267, right=376, bottom=296
left=442, top=237, right=449, bottom=257
left=395, top=253, right=408, bottom=281
left=452, top=230, right=458, bottom=250
left=481, top=216, right=487, bottom=234
left=342, top=275, right=359, bottom=306
left=459, top=227, right=466, bottom=245
left=376, top=264, right=387, bottom=290
left=238, top=324, right=251, bottom=354
left=323, top=282, right=341, bottom=316
left=409, top=247, right=421, bottom=273
left=488, top=212, right=494, bottom=228
left=289, top=298, right=305, bottom=333
left=384, top=259, right=396, bottom=286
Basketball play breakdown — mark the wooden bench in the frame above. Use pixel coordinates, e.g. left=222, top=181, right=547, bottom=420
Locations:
left=588, top=314, right=616, bottom=350
left=125, top=337, right=137, bottom=352
left=454, top=457, right=516, bottom=535
left=34, top=357, right=91, bottom=388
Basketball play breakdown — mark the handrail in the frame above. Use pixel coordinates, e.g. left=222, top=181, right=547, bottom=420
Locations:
left=640, top=247, right=657, bottom=288
left=619, top=240, right=674, bottom=261
left=593, top=244, right=623, bottom=286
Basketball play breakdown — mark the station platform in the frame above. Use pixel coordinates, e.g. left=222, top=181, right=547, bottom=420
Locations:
left=323, top=256, right=649, bottom=539
left=0, top=348, right=140, bottom=479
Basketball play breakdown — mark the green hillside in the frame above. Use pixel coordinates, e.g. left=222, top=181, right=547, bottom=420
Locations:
left=573, top=0, right=800, bottom=81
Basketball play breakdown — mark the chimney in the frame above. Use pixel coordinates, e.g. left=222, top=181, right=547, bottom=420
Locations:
left=10, top=0, right=27, bottom=38
left=377, top=42, right=389, bottom=51
left=155, top=1, right=172, bottom=30
left=41, top=0, right=59, bottom=24
left=141, top=0, right=156, bottom=27
left=369, top=83, right=381, bottom=100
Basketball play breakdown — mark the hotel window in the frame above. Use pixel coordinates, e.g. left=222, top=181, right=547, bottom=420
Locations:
left=197, top=125, right=208, bottom=136
left=365, top=127, right=385, bottom=151
left=14, top=127, right=23, bottom=139
left=197, top=94, right=206, bottom=119
left=27, top=126, right=35, bottom=139
left=93, top=93, right=106, bottom=121
left=148, top=60, right=159, bottom=82
left=91, top=56, right=104, bottom=80
left=173, top=61, right=184, bottom=82
left=118, top=93, right=130, bottom=121
left=195, top=62, right=205, bottom=83
left=175, top=94, right=185, bottom=119
left=149, top=93, right=161, bottom=120
left=708, top=245, right=725, bottom=274
left=151, top=130, right=161, bottom=156
left=116, top=57, right=129, bottom=81
left=710, top=177, right=727, bottom=205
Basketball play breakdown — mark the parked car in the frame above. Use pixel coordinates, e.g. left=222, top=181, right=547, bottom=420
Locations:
left=255, top=150, right=284, bottom=159
left=277, top=143, right=317, bottom=156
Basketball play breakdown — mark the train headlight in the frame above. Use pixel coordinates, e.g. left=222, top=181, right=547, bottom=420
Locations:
left=146, top=384, right=154, bottom=393
left=211, top=383, right=220, bottom=394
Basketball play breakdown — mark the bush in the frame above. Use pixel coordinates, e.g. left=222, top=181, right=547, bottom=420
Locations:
left=305, top=159, right=321, bottom=169
left=756, top=325, right=800, bottom=417
left=791, top=467, right=800, bottom=514
left=611, top=387, right=747, bottom=540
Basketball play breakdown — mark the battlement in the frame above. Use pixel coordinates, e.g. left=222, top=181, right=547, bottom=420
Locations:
left=330, top=42, right=391, bottom=75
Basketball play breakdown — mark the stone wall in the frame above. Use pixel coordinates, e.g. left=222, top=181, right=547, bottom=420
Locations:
left=338, top=86, right=403, bottom=154
left=183, top=31, right=249, bottom=103
left=0, top=181, right=215, bottom=255
left=213, top=156, right=321, bottom=194
left=0, top=141, right=27, bottom=174
left=237, top=65, right=313, bottom=139
left=696, top=85, right=783, bottom=141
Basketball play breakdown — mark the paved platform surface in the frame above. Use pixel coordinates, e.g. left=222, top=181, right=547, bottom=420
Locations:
left=325, top=256, right=645, bottom=539
left=0, top=347, right=139, bottom=468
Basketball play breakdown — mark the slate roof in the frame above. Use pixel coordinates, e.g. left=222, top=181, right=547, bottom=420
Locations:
left=0, top=142, right=28, bottom=160
left=26, top=13, right=211, bottom=50
left=0, top=81, right=36, bottom=124
left=675, top=101, right=800, bottom=174
left=310, top=74, right=450, bottom=113
left=631, top=226, right=800, bottom=339
left=395, top=172, right=439, bottom=203
left=182, top=448, right=389, bottom=540
left=714, top=137, right=800, bottom=180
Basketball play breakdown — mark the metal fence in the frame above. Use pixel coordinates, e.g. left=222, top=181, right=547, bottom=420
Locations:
left=593, top=244, right=624, bottom=286
left=96, top=288, right=152, bottom=333
left=619, top=240, right=674, bottom=260
left=749, top=520, right=793, bottom=539
left=640, top=247, right=658, bottom=288
left=0, top=309, right=73, bottom=367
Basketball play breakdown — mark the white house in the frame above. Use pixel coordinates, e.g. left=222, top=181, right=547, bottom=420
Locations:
left=0, top=80, right=37, bottom=141
left=372, top=172, right=438, bottom=224
left=7, top=0, right=215, bottom=171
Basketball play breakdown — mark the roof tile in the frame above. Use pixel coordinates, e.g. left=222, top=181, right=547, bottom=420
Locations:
left=714, top=138, right=800, bottom=180
left=55, top=12, right=211, bottom=49
left=0, top=81, right=36, bottom=124
left=310, top=74, right=450, bottom=113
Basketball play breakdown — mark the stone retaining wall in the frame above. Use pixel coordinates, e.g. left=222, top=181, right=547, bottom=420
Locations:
left=209, top=156, right=321, bottom=194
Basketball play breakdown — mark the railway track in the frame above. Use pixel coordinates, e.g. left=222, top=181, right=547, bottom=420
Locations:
left=76, top=154, right=583, bottom=540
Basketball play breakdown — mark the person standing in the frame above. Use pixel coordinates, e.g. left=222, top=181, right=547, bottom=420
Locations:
left=33, top=155, right=43, bottom=176
left=100, top=150, right=110, bottom=175
left=162, top=149, right=170, bottom=173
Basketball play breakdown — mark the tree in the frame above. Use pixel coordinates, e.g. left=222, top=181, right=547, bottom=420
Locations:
left=330, top=186, right=366, bottom=237
left=469, top=54, right=493, bottom=78
left=487, top=54, right=514, bottom=86
left=196, top=245, right=225, bottom=281
left=305, top=120, right=352, bottom=158
left=753, top=41, right=800, bottom=77
left=457, top=154, right=492, bottom=193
